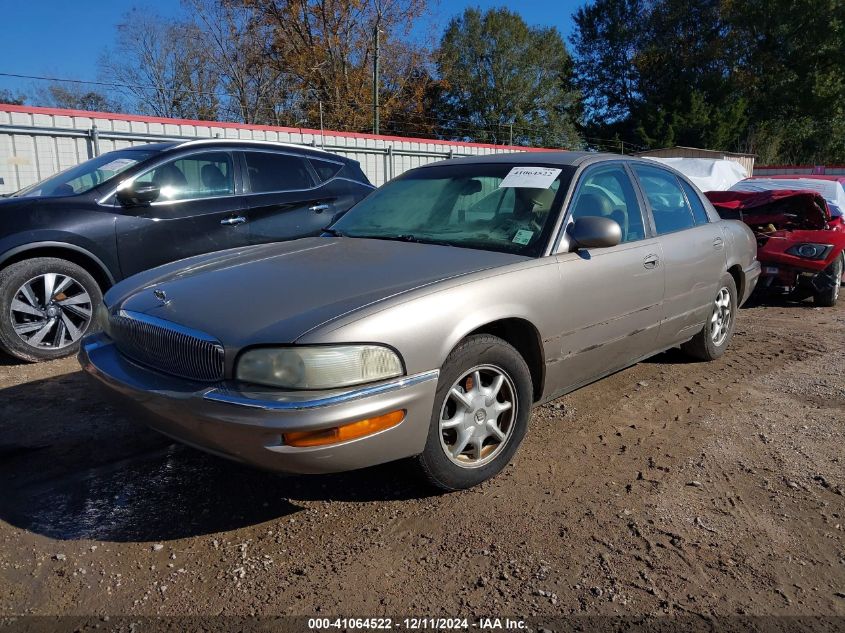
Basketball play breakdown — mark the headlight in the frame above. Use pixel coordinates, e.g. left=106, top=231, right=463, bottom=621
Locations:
left=95, top=303, right=111, bottom=337
left=236, top=345, right=404, bottom=389
left=786, top=243, right=832, bottom=260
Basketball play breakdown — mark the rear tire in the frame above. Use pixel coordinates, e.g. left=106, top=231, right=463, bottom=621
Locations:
left=813, top=254, right=843, bottom=307
left=0, top=257, right=102, bottom=362
left=681, top=273, right=737, bottom=362
left=415, top=334, right=533, bottom=491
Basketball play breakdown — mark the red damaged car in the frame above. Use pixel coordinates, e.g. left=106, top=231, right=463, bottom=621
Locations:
left=706, top=183, right=845, bottom=306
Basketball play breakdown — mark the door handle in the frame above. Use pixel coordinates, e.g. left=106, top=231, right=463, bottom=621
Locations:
left=643, top=253, right=659, bottom=269
left=713, top=236, right=724, bottom=250
left=220, top=216, right=247, bottom=226
left=309, top=203, right=331, bottom=213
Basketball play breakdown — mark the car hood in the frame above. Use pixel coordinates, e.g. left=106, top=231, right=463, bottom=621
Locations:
left=115, top=237, right=525, bottom=346
left=706, top=190, right=831, bottom=230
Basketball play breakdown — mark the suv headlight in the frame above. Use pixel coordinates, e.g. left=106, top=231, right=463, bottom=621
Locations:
left=785, top=243, right=832, bottom=260
left=236, top=345, right=404, bottom=389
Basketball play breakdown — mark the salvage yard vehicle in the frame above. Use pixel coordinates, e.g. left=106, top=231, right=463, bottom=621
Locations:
left=80, top=152, right=760, bottom=491
left=0, top=140, right=373, bottom=362
left=707, top=180, right=845, bottom=306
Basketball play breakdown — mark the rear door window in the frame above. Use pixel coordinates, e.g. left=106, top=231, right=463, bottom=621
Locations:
left=680, top=179, right=710, bottom=225
left=244, top=152, right=315, bottom=193
left=632, top=165, right=696, bottom=234
left=308, top=158, right=343, bottom=182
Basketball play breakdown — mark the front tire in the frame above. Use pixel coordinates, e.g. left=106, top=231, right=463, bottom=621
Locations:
left=415, top=334, right=533, bottom=491
left=681, top=273, right=738, bottom=362
left=813, top=253, right=843, bottom=307
left=0, top=257, right=102, bottom=362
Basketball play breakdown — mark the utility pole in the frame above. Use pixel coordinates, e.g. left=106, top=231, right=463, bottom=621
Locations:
left=372, top=0, right=382, bottom=135
left=509, top=123, right=513, bottom=146
left=319, top=101, right=325, bottom=148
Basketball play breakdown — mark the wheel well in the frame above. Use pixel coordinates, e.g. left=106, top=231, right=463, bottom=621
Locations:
left=468, top=318, right=545, bottom=402
left=1, top=247, right=113, bottom=292
left=727, top=264, right=744, bottom=302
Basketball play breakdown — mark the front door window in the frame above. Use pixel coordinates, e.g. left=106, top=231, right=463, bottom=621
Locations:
left=134, top=152, right=235, bottom=202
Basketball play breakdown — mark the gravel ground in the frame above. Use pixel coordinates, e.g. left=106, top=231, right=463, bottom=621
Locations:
left=0, top=300, right=843, bottom=620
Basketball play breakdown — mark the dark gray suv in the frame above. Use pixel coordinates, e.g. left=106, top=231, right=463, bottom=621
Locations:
left=0, top=139, right=373, bottom=361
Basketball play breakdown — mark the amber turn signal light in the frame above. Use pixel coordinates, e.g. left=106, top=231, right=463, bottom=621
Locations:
left=283, top=410, right=405, bottom=447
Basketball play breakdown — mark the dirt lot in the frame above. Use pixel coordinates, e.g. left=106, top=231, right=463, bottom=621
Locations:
left=0, top=300, right=843, bottom=621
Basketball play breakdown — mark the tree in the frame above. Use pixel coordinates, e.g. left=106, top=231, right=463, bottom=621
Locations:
left=243, top=0, right=434, bottom=133
left=33, top=83, right=122, bottom=112
left=0, top=88, right=26, bottom=106
left=572, top=0, right=746, bottom=153
left=99, top=9, right=221, bottom=120
left=571, top=0, right=845, bottom=162
left=725, top=0, right=845, bottom=163
left=434, top=7, right=582, bottom=147
left=181, top=0, right=291, bottom=125
left=571, top=0, right=644, bottom=127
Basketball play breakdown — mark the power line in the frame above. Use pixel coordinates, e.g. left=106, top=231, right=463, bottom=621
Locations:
left=0, top=70, right=646, bottom=151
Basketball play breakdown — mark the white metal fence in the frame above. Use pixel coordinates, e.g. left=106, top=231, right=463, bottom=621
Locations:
left=0, top=105, right=546, bottom=194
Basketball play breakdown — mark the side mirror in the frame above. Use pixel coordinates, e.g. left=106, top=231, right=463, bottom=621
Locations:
left=568, top=216, right=622, bottom=250
left=116, top=182, right=160, bottom=206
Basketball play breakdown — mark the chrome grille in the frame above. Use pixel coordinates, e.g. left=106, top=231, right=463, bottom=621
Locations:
left=109, top=310, right=224, bottom=382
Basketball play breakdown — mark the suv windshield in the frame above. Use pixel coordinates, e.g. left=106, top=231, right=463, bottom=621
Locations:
left=331, top=163, right=574, bottom=256
left=13, top=149, right=158, bottom=198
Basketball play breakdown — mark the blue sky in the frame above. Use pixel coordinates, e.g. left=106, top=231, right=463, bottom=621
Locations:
left=0, top=0, right=586, bottom=98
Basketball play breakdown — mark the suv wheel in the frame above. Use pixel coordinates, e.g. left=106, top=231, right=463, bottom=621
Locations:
left=0, top=257, right=102, bottom=362
left=415, top=334, right=533, bottom=491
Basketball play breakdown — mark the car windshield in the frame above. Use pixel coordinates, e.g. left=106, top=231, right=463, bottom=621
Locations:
left=12, top=149, right=158, bottom=198
left=331, top=163, right=575, bottom=256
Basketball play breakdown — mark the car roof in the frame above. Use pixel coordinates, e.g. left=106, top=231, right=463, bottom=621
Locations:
left=418, top=151, right=655, bottom=169
left=115, top=139, right=346, bottom=161
left=175, top=138, right=341, bottom=159
left=122, top=142, right=179, bottom=152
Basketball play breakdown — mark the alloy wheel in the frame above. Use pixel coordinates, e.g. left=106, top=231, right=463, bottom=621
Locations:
left=439, top=364, right=517, bottom=468
left=10, top=273, right=92, bottom=349
left=710, top=286, right=732, bottom=346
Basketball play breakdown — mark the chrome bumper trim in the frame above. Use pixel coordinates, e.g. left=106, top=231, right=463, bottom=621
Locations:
left=201, top=369, right=440, bottom=411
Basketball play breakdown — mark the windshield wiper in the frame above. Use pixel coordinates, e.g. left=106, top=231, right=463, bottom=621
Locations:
left=361, top=234, right=450, bottom=247
left=322, top=227, right=345, bottom=237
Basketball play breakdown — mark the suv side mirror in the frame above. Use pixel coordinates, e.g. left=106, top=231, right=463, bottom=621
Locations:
left=116, top=182, right=160, bottom=206
left=568, top=216, right=622, bottom=250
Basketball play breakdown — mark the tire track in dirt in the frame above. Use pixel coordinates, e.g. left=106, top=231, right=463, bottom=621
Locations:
left=0, top=304, right=843, bottom=617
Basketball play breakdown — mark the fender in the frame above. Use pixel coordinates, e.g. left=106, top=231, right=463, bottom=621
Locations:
left=0, top=241, right=117, bottom=285
left=298, top=259, right=561, bottom=390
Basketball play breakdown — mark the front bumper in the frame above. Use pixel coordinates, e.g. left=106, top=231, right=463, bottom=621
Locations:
left=755, top=261, right=838, bottom=296
left=79, top=334, right=439, bottom=474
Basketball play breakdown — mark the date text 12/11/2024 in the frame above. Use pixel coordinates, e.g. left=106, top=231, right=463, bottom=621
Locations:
left=307, top=617, right=528, bottom=630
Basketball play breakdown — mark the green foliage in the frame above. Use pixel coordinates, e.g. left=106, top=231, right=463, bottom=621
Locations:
left=725, top=0, right=845, bottom=163
left=572, top=0, right=845, bottom=163
left=434, top=7, right=582, bottom=148
left=573, top=0, right=747, bottom=153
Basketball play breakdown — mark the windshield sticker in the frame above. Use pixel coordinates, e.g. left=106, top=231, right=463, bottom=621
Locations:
left=512, top=229, right=534, bottom=245
left=499, top=166, right=561, bottom=189
left=98, top=158, right=137, bottom=173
